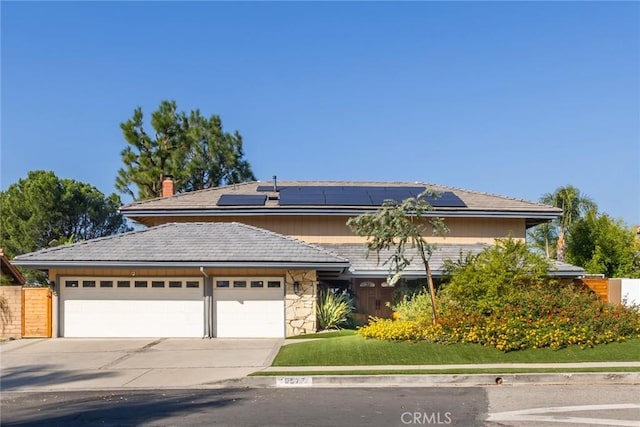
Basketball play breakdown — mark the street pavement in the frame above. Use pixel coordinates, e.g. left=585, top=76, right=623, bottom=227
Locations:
left=1, top=338, right=639, bottom=391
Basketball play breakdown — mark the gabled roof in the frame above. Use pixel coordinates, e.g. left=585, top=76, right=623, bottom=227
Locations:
left=1, top=248, right=25, bottom=285
left=12, top=223, right=349, bottom=270
left=119, top=180, right=561, bottom=228
left=318, top=243, right=586, bottom=279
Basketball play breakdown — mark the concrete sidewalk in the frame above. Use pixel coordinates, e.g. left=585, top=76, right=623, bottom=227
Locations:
left=258, top=361, right=640, bottom=372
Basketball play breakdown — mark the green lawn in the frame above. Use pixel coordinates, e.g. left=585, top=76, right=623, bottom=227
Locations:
left=273, top=331, right=640, bottom=366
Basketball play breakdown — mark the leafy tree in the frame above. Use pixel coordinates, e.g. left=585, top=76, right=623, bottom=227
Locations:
left=536, top=185, right=597, bottom=262
left=346, top=190, right=448, bottom=324
left=0, top=170, right=131, bottom=258
left=567, top=211, right=640, bottom=278
left=441, top=237, right=553, bottom=314
left=116, top=100, right=255, bottom=200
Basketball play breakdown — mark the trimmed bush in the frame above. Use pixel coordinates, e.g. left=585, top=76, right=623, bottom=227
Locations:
left=358, top=318, right=427, bottom=341
left=391, top=290, right=433, bottom=322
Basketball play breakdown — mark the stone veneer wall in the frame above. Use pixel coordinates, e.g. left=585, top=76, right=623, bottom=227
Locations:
left=285, top=270, right=317, bottom=337
left=0, top=286, right=22, bottom=339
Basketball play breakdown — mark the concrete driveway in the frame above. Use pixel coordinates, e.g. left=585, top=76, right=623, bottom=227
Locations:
left=0, top=338, right=283, bottom=391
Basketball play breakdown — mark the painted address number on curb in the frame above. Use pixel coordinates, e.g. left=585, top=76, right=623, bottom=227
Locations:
left=276, top=377, right=313, bottom=387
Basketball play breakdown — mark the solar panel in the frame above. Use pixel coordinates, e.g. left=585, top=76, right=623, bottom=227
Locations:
left=256, top=185, right=279, bottom=192
left=217, top=194, right=267, bottom=206
left=430, top=191, right=466, bottom=207
left=281, top=186, right=325, bottom=194
left=279, top=193, right=326, bottom=205
left=325, top=193, right=373, bottom=206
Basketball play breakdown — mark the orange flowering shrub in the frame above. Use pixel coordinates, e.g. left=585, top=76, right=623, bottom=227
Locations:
left=359, top=284, right=640, bottom=352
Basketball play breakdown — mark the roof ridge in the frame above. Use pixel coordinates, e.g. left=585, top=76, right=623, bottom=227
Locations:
left=230, top=222, right=350, bottom=262
left=273, top=180, right=427, bottom=186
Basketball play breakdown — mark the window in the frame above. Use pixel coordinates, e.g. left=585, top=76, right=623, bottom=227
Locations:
left=61, top=277, right=198, bottom=291
left=215, top=277, right=283, bottom=290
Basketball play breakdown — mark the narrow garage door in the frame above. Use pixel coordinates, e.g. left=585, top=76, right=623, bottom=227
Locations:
left=60, top=277, right=204, bottom=338
left=213, top=277, right=284, bottom=338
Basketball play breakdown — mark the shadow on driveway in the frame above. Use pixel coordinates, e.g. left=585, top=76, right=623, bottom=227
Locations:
left=0, top=364, right=119, bottom=390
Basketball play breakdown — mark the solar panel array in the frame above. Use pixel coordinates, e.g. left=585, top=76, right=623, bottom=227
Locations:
left=258, top=185, right=466, bottom=207
left=217, top=186, right=466, bottom=207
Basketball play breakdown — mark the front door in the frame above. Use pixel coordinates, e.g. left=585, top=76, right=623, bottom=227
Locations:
left=354, top=279, right=394, bottom=318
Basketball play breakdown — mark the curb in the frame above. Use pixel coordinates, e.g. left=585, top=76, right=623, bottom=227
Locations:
left=213, top=372, right=640, bottom=389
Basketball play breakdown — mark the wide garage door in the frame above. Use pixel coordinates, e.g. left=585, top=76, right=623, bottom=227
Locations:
left=213, top=277, right=284, bottom=338
left=60, top=277, right=204, bottom=338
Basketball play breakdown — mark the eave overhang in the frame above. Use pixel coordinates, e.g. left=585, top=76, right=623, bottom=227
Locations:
left=12, top=260, right=350, bottom=271
left=331, top=267, right=585, bottom=280
left=122, top=208, right=560, bottom=226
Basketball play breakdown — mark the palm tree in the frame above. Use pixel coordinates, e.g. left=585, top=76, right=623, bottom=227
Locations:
left=541, top=185, right=597, bottom=262
left=527, top=222, right=557, bottom=259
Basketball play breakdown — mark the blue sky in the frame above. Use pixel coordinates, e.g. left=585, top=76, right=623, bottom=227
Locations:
left=2, top=1, right=638, bottom=225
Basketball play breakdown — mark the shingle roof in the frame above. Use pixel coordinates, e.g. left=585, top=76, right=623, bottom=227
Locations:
left=318, top=243, right=490, bottom=277
left=12, top=223, right=349, bottom=269
left=119, top=180, right=561, bottom=219
left=318, top=243, right=586, bottom=278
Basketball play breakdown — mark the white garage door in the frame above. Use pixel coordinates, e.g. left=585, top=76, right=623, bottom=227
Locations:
left=213, top=277, right=284, bottom=338
left=60, top=277, right=204, bottom=338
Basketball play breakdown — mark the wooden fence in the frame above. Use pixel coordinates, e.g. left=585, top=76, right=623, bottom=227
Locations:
left=22, top=287, right=52, bottom=338
left=576, top=278, right=613, bottom=303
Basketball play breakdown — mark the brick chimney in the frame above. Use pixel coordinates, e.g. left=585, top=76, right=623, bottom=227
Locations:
left=161, top=175, right=174, bottom=197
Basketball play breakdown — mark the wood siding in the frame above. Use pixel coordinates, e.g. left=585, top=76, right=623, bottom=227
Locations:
left=146, top=215, right=526, bottom=244
left=22, top=287, right=51, bottom=338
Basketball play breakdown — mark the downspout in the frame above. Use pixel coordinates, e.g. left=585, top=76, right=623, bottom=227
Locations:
left=200, top=267, right=212, bottom=338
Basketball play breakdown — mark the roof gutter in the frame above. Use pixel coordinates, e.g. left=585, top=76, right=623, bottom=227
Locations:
left=340, top=268, right=585, bottom=279
left=121, top=208, right=561, bottom=220
left=12, top=260, right=350, bottom=271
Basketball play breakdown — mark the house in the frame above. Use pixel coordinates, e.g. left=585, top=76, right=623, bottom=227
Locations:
left=1, top=248, right=25, bottom=286
left=12, top=179, right=584, bottom=338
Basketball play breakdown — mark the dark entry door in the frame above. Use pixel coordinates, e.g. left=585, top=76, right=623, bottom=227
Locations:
left=355, top=279, right=394, bottom=318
